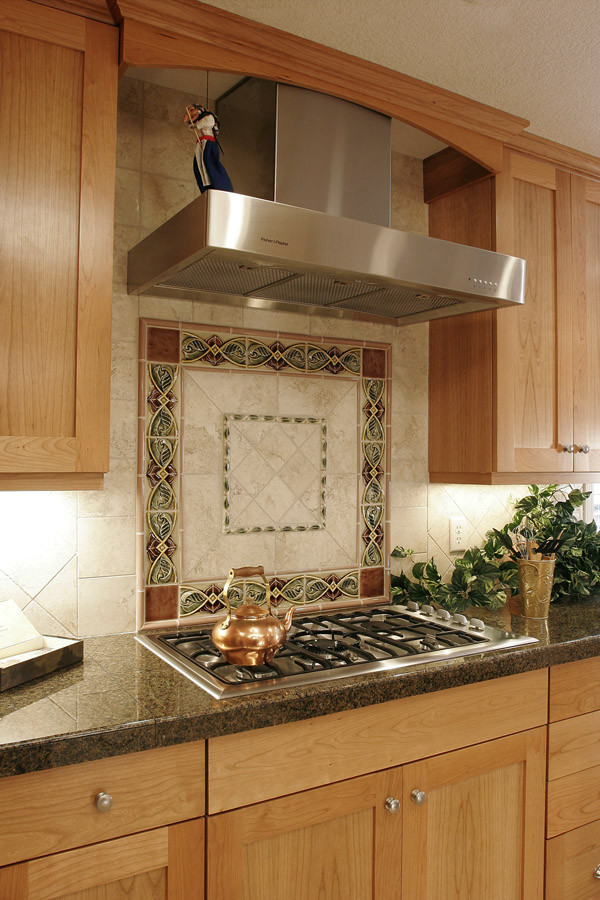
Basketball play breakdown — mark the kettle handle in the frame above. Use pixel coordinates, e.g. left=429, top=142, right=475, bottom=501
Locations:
left=221, top=566, right=271, bottom=627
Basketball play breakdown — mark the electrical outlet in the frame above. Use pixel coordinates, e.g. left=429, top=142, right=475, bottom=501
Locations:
left=449, top=516, right=468, bottom=552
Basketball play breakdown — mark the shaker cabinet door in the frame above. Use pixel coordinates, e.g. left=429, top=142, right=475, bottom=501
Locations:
left=0, top=0, right=117, bottom=488
left=0, top=819, right=204, bottom=900
left=206, top=769, right=403, bottom=900
left=401, top=727, right=546, bottom=900
left=572, top=177, right=600, bottom=472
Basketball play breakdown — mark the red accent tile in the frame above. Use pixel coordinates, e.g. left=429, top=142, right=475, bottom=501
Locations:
left=147, top=326, right=180, bottom=363
left=360, top=567, right=384, bottom=598
left=362, top=348, right=386, bottom=378
left=145, top=585, right=179, bottom=622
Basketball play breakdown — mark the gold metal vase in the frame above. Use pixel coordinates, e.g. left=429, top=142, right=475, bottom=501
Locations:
left=516, top=557, right=556, bottom=618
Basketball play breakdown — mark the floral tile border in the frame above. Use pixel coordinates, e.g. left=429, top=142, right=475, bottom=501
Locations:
left=180, top=569, right=360, bottom=617
left=223, top=413, right=327, bottom=534
left=139, top=322, right=390, bottom=623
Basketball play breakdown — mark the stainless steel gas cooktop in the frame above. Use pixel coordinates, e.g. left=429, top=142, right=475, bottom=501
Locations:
left=137, top=604, right=537, bottom=699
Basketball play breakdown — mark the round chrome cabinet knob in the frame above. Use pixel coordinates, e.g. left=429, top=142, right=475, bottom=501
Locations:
left=561, top=444, right=575, bottom=453
left=94, top=791, right=114, bottom=812
left=594, top=864, right=600, bottom=880
left=469, top=618, right=485, bottom=632
left=578, top=444, right=590, bottom=454
left=411, top=789, right=427, bottom=805
left=384, top=796, right=400, bottom=814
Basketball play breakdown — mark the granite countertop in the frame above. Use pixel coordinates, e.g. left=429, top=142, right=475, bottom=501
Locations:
left=1, top=599, right=600, bottom=779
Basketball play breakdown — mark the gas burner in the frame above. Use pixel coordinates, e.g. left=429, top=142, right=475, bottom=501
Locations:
left=139, top=604, right=538, bottom=699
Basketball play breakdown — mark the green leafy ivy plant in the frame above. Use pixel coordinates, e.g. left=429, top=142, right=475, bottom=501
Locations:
left=390, top=485, right=594, bottom=613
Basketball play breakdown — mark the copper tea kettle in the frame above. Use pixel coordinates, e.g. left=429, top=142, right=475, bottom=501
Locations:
left=211, top=566, right=294, bottom=666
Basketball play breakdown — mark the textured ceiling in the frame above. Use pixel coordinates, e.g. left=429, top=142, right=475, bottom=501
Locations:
left=200, top=0, right=600, bottom=159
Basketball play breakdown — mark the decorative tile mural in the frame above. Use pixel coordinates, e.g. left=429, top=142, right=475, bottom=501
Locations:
left=139, top=321, right=390, bottom=623
left=223, top=413, right=327, bottom=534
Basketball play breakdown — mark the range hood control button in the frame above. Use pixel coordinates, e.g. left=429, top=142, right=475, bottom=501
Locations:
left=437, top=609, right=451, bottom=621
left=453, top=614, right=469, bottom=626
left=421, top=605, right=434, bottom=616
left=469, top=618, right=485, bottom=632
left=406, top=601, right=420, bottom=612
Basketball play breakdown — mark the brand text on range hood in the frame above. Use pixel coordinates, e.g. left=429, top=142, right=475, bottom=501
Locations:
left=127, top=83, right=525, bottom=325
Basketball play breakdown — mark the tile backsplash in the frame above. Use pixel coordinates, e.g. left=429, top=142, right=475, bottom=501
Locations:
left=0, top=75, right=528, bottom=636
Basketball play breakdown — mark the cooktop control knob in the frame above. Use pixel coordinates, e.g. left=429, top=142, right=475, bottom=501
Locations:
left=421, top=605, right=434, bottom=616
left=437, top=609, right=451, bottom=620
left=469, top=618, right=485, bottom=631
left=406, top=601, right=420, bottom=612
left=453, top=614, right=468, bottom=626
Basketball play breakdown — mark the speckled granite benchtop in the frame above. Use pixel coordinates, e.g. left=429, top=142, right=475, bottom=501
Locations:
left=1, top=600, right=600, bottom=778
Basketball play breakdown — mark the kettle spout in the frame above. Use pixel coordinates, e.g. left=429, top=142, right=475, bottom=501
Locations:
left=283, top=605, right=295, bottom=634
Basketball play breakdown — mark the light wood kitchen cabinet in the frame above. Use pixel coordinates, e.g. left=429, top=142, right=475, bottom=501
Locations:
left=0, top=741, right=206, bottom=898
left=427, top=149, right=600, bottom=483
left=546, top=657, right=600, bottom=899
left=402, top=728, right=546, bottom=900
left=0, top=0, right=117, bottom=490
left=205, top=671, right=547, bottom=899
left=207, top=769, right=403, bottom=900
left=206, top=727, right=546, bottom=900
left=0, top=818, right=204, bottom=900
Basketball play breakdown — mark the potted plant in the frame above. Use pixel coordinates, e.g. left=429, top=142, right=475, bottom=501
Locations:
left=391, top=485, right=595, bottom=614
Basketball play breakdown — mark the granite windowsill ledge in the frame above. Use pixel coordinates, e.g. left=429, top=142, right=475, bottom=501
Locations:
left=1, top=599, right=599, bottom=778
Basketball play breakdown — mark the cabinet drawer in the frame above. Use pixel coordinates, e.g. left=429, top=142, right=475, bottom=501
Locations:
left=547, top=764, right=600, bottom=838
left=0, top=740, right=205, bottom=867
left=549, top=709, right=600, bottom=781
left=208, top=669, right=548, bottom=812
left=550, top=658, right=600, bottom=722
left=546, top=818, right=600, bottom=900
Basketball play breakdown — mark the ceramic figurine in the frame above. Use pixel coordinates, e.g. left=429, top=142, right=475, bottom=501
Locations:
left=183, top=104, right=234, bottom=194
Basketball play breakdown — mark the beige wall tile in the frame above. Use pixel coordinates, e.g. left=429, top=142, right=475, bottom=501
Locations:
left=114, top=167, right=141, bottom=227
left=139, top=172, right=197, bottom=232
left=242, top=306, right=313, bottom=335
left=143, top=81, right=199, bottom=125
left=392, top=365, right=428, bottom=417
left=142, top=117, right=195, bottom=182
left=110, top=399, right=138, bottom=462
left=390, top=458, right=428, bottom=508
left=140, top=294, right=194, bottom=322
left=112, top=285, right=140, bottom=343
left=427, top=536, right=454, bottom=581
left=392, top=323, right=429, bottom=368
left=193, top=302, right=244, bottom=327
left=0, top=571, right=31, bottom=610
left=111, top=341, right=138, bottom=401
left=34, top=557, right=78, bottom=636
left=0, top=492, right=77, bottom=598
left=78, top=461, right=137, bottom=519
left=21, top=599, right=74, bottom=638
left=392, top=151, right=424, bottom=188
left=78, top=576, right=136, bottom=636
left=390, top=413, right=428, bottom=459
left=118, top=75, right=143, bottom=117
left=78, top=517, right=136, bottom=578
left=391, top=180, right=429, bottom=235
left=390, top=507, right=427, bottom=555
left=116, top=110, right=143, bottom=171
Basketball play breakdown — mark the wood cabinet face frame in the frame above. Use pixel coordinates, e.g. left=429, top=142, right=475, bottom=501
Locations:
left=0, top=0, right=117, bottom=484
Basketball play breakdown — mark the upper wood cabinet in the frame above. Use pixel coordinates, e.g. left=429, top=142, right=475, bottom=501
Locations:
left=428, top=149, right=600, bottom=483
left=0, top=0, right=117, bottom=490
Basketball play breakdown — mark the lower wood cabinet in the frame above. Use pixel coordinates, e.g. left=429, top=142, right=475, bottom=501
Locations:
left=0, top=819, right=204, bottom=900
left=206, top=727, right=546, bottom=900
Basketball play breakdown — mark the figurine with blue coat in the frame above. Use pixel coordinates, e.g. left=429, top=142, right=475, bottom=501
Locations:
left=183, top=104, right=234, bottom=194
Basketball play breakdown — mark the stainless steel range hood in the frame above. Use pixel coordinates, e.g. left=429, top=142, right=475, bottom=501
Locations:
left=127, top=82, right=525, bottom=325
left=128, top=190, right=525, bottom=325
